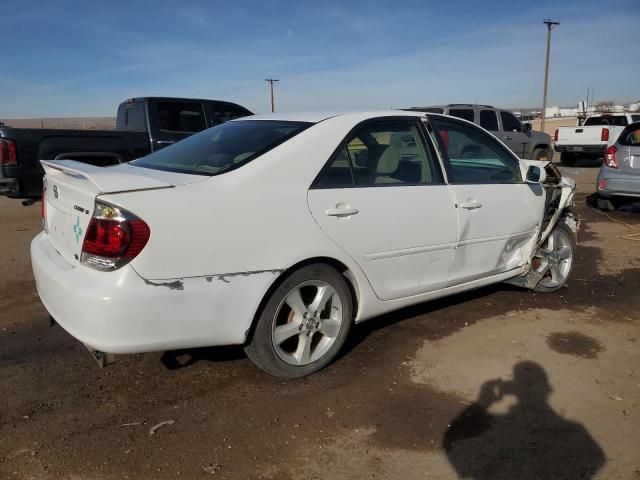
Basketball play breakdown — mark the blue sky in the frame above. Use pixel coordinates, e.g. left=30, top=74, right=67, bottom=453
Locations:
left=1, top=0, right=639, bottom=118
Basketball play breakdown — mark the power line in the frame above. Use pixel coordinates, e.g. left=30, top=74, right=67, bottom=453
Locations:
left=265, top=78, right=279, bottom=113
left=541, top=19, right=560, bottom=132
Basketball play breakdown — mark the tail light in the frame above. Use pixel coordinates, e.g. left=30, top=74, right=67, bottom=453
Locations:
left=81, top=201, right=150, bottom=271
left=0, top=139, right=18, bottom=166
left=604, top=145, right=618, bottom=168
left=553, top=129, right=558, bottom=142
left=601, top=128, right=609, bottom=142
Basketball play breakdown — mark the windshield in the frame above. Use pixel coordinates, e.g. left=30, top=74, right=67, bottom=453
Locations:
left=132, top=120, right=312, bottom=175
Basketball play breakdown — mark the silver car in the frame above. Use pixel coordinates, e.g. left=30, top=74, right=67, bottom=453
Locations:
left=596, top=122, right=640, bottom=209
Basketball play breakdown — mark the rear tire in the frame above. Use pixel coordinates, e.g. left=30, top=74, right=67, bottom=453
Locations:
left=532, top=223, right=576, bottom=293
left=560, top=152, right=576, bottom=167
left=245, top=264, right=353, bottom=378
left=532, top=147, right=552, bottom=162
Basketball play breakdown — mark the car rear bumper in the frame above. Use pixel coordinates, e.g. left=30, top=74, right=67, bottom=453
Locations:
left=596, top=169, right=640, bottom=198
left=31, top=232, right=276, bottom=354
left=554, top=144, right=605, bottom=154
left=0, top=178, right=19, bottom=196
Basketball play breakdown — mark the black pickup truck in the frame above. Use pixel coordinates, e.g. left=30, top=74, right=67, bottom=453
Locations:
left=0, top=97, right=252, bottom=199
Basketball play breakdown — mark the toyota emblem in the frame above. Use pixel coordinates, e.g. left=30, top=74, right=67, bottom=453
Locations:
left=53, top=185, right=58, bottom=198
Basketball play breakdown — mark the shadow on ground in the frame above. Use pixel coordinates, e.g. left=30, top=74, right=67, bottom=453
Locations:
left=443, top=361, right=605, bottom=479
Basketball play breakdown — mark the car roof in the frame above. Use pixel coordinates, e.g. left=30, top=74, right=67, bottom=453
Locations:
left=236, top=110, right=427, bottom=124
left=407, top=104, right=495, bottom=110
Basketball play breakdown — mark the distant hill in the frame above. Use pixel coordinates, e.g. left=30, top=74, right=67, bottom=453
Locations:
left=0, top=117, right=116, bottom=130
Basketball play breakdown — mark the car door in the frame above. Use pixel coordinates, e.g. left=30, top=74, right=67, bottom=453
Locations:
left=499, top=110, right=530, bottom=158
left=428, top=115, right=545, bottom=286
left=307, top=117, right=458, bottom=301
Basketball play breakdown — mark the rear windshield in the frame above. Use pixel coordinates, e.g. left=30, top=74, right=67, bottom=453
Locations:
left=619, top=124, right=640, bottom=146
left=584, top=116, right=628, bottom=126
left=132, top=120, right=312, bottom=176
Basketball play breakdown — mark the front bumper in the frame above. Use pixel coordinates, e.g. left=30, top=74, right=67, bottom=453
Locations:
left=31, top=232, right=275, bottom=354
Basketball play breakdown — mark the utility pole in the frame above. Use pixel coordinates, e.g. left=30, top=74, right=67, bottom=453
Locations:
left=265, top=78, right=279, bottom=113
left=541, top=19, right=559, bottom=132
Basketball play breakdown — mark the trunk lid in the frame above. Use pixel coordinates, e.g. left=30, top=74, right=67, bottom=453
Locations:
left=41, top=160, right=203, bottom=265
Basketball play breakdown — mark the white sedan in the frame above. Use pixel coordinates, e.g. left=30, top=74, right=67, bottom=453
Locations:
left=31, top=111, right=577, bottom=377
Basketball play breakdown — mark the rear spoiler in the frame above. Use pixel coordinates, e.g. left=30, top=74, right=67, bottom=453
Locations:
left=41, top=160, right=174, bottom=194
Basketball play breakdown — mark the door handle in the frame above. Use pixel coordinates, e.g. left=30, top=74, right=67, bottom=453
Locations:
left=156, top=140, right=175, bottom=145
left=460, top=201, right=483, bottom=210
left=325, top=205, right=359, bottom=217
left=503, top=136, right=512, bottom=141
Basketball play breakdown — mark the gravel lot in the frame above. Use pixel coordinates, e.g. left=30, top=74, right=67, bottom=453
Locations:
left=1, top=162, right=639, bottom=479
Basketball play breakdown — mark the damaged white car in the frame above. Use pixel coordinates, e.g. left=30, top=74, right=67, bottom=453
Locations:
left=31, top=111, right=577, bottom=377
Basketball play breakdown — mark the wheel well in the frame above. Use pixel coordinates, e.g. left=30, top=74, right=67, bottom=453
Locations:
left=533, top=144, right=551, bottom=152
left=243, top=257, right=360, bottom=344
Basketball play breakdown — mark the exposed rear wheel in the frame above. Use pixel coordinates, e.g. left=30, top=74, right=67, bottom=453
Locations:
left=245, top=264, right=353, bottom=378
left=532, top=223, right=576, bottom=292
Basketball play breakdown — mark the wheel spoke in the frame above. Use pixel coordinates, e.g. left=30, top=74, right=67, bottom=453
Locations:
left=547, top=231, right=556, bottom=251
left=309, top=285, right=335, bottom=313
left=294, top=333, right=312, bottom=364
left=550, top=265, right=560, bottom=284
left=273, top=322, right=302, bottom=345
left=557, top=245, right=571, bottom=261
left=319, top=318, right=340, bottom=338
left=285, top=288, right=307, bottom=316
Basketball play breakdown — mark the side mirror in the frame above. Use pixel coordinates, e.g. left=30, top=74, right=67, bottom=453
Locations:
left=525, top=165, right=546, bottom=183
left=523, top=122, right=533, bottom=131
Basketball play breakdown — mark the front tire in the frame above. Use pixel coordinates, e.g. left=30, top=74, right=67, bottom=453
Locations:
left=532, top=223, right=576, bottom=292
left=245, top=264, right=353, bottom=378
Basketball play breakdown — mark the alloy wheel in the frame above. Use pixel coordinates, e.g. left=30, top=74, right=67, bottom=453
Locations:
left=271, top=280, right=344, bottom=366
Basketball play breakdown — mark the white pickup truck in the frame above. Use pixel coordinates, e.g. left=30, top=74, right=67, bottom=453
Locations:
left=554, top=113, right=640, bottom=166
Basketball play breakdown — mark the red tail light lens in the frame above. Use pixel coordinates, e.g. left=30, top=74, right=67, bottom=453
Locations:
left=604, top=145, right=618, bottom=168
left=601, top=128, right=609, bottom=142
left=81, top=202, right=150, bottom=271
left=0, top=139, right=18, bottom=166
left=553, top=129, right=558, bottom=142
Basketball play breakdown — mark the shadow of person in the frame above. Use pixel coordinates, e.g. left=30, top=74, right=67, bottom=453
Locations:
left=443, top=361, right=605, bottom=479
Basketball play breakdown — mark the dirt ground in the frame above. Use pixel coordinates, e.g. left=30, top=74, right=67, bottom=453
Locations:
left=0, top=118, right=115, bottom=130
left=1, top=159, right=639, bottom=479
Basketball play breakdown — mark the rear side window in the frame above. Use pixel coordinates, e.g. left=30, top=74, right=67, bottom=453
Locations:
left=430, top=116, right=521, bottom=184
left=479, top=110, right=499, bottom=131
left=124, top=104, right=146, bottom=131
left=156, top=102, right=207, bottom=133
left=500, top=111, right=522, bottom=132
left=132, top=120, right=311, bottom=176
left=314, top=119, right=442, bottom=187
left=632, top=115, right=640, bottom=123
left=209, top=103, right=252, bottom=126
left=448, top=109, right=475, bottom=123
